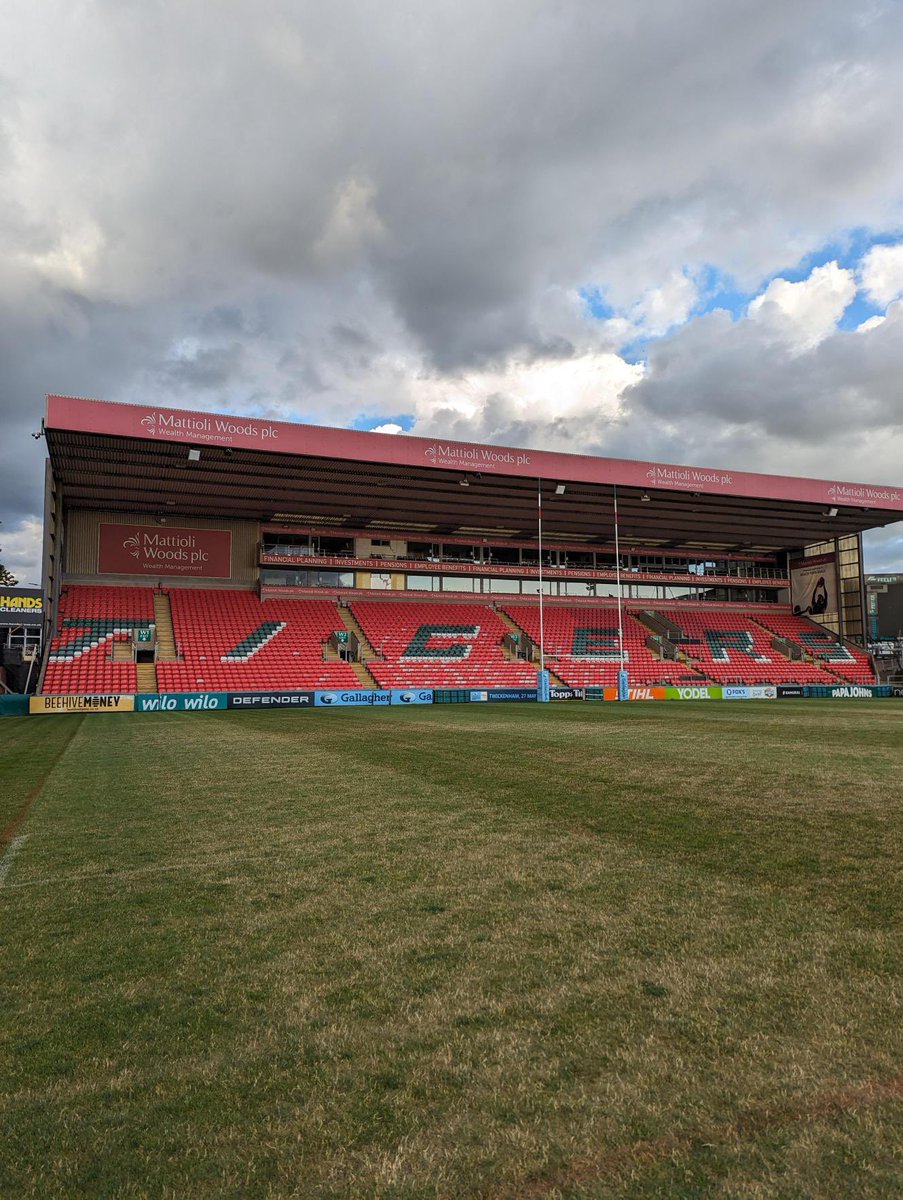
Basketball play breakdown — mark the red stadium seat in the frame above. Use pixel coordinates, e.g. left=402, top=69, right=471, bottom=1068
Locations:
left=350, top=599, right=537, bottom=689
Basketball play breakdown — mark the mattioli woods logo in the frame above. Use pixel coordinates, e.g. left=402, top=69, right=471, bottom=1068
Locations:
left=424, top=442, right=532, bottom=469
left=100, top=522, right=232, bottom=578
left=828, top=483, right=903, bottom=506
left=137, top=409, right=280, bottom=445
left=126, top=530, right=210, bottom=568
left=645, top=465, right=734, bottom=490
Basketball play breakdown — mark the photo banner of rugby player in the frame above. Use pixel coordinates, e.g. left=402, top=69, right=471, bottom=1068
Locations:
left=789, top=552, right=838, bottom=618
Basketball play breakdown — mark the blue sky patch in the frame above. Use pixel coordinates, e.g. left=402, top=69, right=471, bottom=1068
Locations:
left=350, top=413, right=415, bottom=432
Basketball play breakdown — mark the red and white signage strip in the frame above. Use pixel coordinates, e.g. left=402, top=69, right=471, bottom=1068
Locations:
left=259, top=553, right=788, bottom=589
left=47, top=394, right=903, bottom=511
left=98, top=523, right=232, bottom=578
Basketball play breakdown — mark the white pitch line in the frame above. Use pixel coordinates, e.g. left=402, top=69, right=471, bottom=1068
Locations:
left=0, top=835, right=29, bottom=887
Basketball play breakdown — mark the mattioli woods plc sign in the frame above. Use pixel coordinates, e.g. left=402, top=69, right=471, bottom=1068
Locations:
left=99, top=523, right=232, bottom=578
left=138, top=409, right=280, bottom=446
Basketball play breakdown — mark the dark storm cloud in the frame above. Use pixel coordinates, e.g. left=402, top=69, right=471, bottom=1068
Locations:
left=2, top=0, right=903, bottom=577
left=625, top=303, right=903, bottom=442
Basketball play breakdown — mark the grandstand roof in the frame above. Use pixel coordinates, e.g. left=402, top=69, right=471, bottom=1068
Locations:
left=44, top=394, right=903, bottom=553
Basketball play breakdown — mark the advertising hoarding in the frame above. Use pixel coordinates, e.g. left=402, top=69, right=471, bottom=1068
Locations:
left=790, top=553, right=837, bottom=619
left=723, top=686, right=777, bottom=700
left=227, top=691, right=314, bottom=708
left=99, top=523, right=232, bottom=578
left=30, top=694, right=135, bottom=713
left=314, top=690, right=391, bottom=707
left=137, top=692, right=229, bottom=711
left=48, top=394, right=903, bottom=511
left=0, top=588, right=43, bottom=628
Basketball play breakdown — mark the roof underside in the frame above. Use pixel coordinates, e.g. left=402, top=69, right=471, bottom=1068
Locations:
left=46, top=429, right=899, bottom=554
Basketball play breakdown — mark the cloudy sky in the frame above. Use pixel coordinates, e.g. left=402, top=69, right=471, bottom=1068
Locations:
left=2, top=0, right=903, bottom=583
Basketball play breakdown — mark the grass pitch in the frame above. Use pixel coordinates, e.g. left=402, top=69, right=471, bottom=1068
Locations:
left=1, top=701, right=901, bottom=1198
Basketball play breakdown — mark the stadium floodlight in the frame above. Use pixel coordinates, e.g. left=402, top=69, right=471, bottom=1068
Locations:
left=187, top=448, right=201, bottom=462
left=555, top=483, right=566, bottom=495
left=459, top=478, right=469, bottom=487
left=826, top=506, right=838, bottom=517
left=641, top=492, right=651, bottom=502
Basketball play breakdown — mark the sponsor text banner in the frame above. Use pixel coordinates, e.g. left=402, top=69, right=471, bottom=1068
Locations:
left=0, top=588, right=43, bottom=628
left=314, top=690, right=391, bottom=707
left=31, top=694, right=135, bottom=713
left=47, top=395, right=903, bottom=511
left=227, top=691, right=315, bottom=709
left=602, top=686, right=668, bottom=701
left=260, top=554, right=784, bottom=590
left=99, top=523, right=232, bottom=578
left=723, top=685, right=777, bottom=700
left=137, top=692, right=229, bottom=711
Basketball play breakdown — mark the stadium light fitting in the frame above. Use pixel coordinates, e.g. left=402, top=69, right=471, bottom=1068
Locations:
left=555, top=483, right=566, bottom=495
left=641, top=492, right=651, bottom=502
left=187, top=448, right=201, bottom=462
left=826, top=506, right=839, bottom=517
left=459, top=478, right=469, bottom=486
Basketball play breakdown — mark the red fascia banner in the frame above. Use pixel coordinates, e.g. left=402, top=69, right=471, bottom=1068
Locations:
left=99, top=523, right=232, bottom=578
left=46, top=394, right=903, bottom=511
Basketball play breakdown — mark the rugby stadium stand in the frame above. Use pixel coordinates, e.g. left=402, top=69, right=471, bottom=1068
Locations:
left=157, top=590, right=363, bottom=693
left=40, top=586, right=880, bottom=694
left=658, top=609, right=844, bottom=685
left=750, top=610, right=876, bottom=685
left=501, top=604, right=706, bottom=688
left=349, top=600, right=537, bottom=689
left=43, top=585, right=154, bottom=695
left=34, top=395, right=896, bottom=701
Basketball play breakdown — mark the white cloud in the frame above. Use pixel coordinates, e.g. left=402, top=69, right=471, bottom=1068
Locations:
left=747, top=261, right=856, bottom=350
left=629, top=270, right=699, bottom=336
left=407, top=351, right=643, bottom=442
left=857, top=313, right=886, bottom=332
left=859, top=241, right=903, bottom=306
left=1, top=516, right=42, bottom=586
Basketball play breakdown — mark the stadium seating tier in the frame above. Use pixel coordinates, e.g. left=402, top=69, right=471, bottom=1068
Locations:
left=350, top=600, right=538, bottom=689
left=41, top=586, right=878, bottom=693
left=501, top=604, right=708, bottom=688
left=158, top=590, right=363, bottom=692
